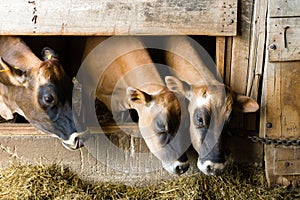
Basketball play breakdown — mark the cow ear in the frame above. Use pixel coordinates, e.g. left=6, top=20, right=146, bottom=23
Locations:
left=126, top=87, right=152, bottom=106
left=165, top=76, right=193, bottom=100
left=234, top=94, right=259, bottom=113
left=0, top=57, right=28, bottom=86
left=0, top=101, right=14, bottom=120
left=42, top=47, right=59, bottom=61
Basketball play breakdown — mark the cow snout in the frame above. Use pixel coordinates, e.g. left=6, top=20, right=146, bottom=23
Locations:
left=162, top=160, right=189, bottom=175
left=62, top=136, right=84, bottom=150
left=175, top=163, right=189, bottom=174
left=197, top=159, right=225, bottom=176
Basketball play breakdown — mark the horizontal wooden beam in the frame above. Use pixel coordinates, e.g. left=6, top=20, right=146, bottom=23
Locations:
left=0, top=0, right=237, bottom=36
left=269, top=0, right=300, bottom=18
left=0, top=123, right=140, bottom=136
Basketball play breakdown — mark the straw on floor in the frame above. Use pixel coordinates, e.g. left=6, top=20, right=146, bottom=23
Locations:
left=0, top=163, right=299, bottom=200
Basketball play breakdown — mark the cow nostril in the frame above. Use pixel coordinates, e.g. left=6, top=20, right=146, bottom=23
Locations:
left=175, top=164, right=189, bottom=174
left=73, top=137, right=84, bottom=149
left=76, top=138, right=84, bottom=148
left=207, top=165, right=212, bottom=173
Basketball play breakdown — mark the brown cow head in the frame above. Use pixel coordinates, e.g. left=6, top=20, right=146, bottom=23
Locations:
left=126, top=86, right=190, bottom=175
left=0, top=47, right=85, bottom=150
left=166, top=76, right=259, bottom=175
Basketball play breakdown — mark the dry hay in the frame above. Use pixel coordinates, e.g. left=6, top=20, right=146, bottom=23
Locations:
left=0, top=163, right=299, bottom=200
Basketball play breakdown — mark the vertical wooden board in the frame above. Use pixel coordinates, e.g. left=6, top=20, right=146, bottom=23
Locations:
left=268, top=18, right=300, bottom=62
left=262, top=61, right=300, bottom=186
left=0, top=0, right=237, bottom=36
left=216, top=36, right=226, bottom=80
left=225, top=37, right=233, bottom=86
left=269, top=0, right=300, bottom=18
left=230, top=0, right=254, bottom=95
left=228, top=0, right=260, bottom=132
left=264, top=62, right=300, bottom=139
left=263, top=63, right=282, bottom=139
left=248, top=0, right=268, bottom=101
left=280, top=63, right=300, bottom=138
left=264, top=145, right=277, bottom=186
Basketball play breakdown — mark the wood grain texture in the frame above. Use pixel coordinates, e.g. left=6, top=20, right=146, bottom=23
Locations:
left=216, top=36, right=226, bottom=80
left=247, top=0, right=267, bottom=100
left=0, top=0, right=237, bottom=36
left=227, top=0, right=260, bottom=132
left=0, top=124, right=140, bottom=136
left=269, top=0, right=300, bottom=18
left=268, top=18, right=300, bottom=62
left=262, top=61, right=300, bottom=186
left=230, top=0, right=254, bottom=95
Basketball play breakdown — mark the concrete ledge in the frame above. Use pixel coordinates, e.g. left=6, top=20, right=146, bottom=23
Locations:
left=0, top=124, right=199, bottom=186
left=0, top=124, right=262, bottom=186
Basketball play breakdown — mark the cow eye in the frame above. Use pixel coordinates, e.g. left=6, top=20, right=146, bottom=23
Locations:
left=193, top=108, right=210, bottom=129
left=43, top=94, right=55, bottom=104
left=154, top=119, right=167, bottom=134
left=196, top=116, right=205, bottom=128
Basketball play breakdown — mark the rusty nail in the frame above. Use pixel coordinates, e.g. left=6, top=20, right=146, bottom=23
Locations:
left=266, top=122, right=272, bottom=128
left=269, top=44, right=277, bottom=50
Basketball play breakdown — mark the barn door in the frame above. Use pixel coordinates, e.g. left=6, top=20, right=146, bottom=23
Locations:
left=260, top=0, right=300, bottom=187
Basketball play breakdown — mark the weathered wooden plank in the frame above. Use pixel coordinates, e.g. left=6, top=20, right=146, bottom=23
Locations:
left=216, top=36, right=226, bottom=80
left=225, top=37, right=233, bottom=86
left=261, top=61, right=300, bottom=186
left=0, top=124, right=42, bottom=136
left=264, top=62, right=300, bottom=141
left=0, top=0, right=237, bottom=36
left=0, top=124, right=140, bottom=136
left=230, top=0, right=254, bottom=95
left=268, top=18, right=300, bottom=62
left=248, top=0, right=267, bottom=101
left=269, top=0, right=300, bottom=18
left=274, top=147, right=300, bottom=176
left=227, top=0, right=260, bottom=132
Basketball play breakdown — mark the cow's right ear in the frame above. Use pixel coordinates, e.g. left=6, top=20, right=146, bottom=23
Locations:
left=126, top=87, right=152, bottom=106
left=0, top=57, right=28, bottom=86
left=165, top=76, right=193, bottom=100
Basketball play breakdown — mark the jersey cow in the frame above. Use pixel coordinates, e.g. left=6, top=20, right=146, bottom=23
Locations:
left=164, top=36, right=259, bottom=175
left=82, top=36, right=189, bottom=175
left=0, top=36, right=85, bottom=150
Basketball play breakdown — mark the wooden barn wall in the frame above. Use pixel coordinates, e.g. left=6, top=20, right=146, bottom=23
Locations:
left=260, top=0, right=300, bottom=187
left=0, top=0, right=237, bottom=36
left=220, top=0, right=264, bottom=164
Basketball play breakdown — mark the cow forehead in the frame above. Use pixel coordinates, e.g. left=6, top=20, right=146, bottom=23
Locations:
left=192, top=85, right=234, bottom=115
left=38, top=59, right=69, bottom=85
left=155, top=91, right=181, bottom=114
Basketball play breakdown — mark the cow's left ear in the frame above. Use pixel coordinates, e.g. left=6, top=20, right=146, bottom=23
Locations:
left=234, top=94, right=259, bottom=113
left=0, top=57, right=28, bottom=86
left=42, top=47, right=59, bottom=61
